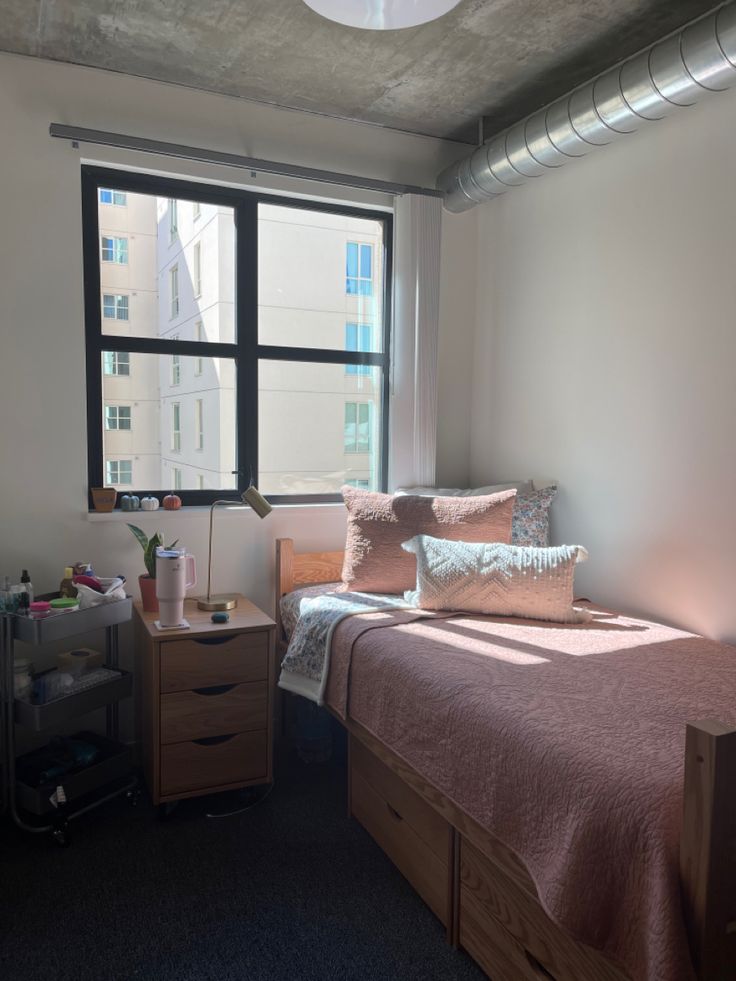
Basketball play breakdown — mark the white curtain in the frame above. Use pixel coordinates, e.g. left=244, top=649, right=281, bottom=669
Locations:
left=390, top=193, right=443, bottom=489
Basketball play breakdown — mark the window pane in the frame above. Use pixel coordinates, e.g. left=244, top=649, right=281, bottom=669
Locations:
left=101, top=352, right=236, bottom=491
left=259, top=360, right=382, bottom=495
left=258, top=204, right=384, bottom=351
left=98, top=191, right=234, bottom=341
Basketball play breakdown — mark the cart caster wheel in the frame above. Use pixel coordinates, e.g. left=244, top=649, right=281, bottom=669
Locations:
left=52, top=827, right=70, bottom=847
left=127, top=788, right=141, bottom=807
left=157, top=801, right=178, bottom=821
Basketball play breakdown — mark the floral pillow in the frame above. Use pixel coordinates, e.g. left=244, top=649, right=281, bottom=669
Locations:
left=512, top=485, right=557, bottom=547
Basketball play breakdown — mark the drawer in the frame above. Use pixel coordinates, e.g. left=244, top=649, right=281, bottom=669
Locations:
left=460, top=839, right=627, bottom=981
left=160, top=631, right=268, bottom=693
left=350, top=736, right=449, bottom=861
left=160, top=729, right=268, bottom=797
left=160, top=681, right=267, bottom=744
left=351, top=767, right=449, bottom=925
left=460, top=888, right=549, bottom=981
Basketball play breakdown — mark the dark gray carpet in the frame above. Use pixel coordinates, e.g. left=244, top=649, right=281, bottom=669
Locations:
left=0, top=742, right=484, bottom=981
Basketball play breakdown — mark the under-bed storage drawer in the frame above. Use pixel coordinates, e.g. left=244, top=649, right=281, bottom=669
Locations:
left=349, top=735, right=451, bottom=925
left=459, top=839, right=627, bottom=981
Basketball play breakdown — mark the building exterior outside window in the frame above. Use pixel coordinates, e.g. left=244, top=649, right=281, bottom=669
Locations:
left=101, top=236, right=128, bottom=264
left=170, top=265, right=179, bottom=319
left=103, top=294, right=129, bottom=320
left=345, top=323, right=372, bottom=374
left=344, top=402, right=371, bottom=453
left=106, top=459, right=132, bottom=484
left=172, top=402, right=181, bottom=452
left=105, top=405, right=131, bottom=430
left=169, top=199, right=178, bottom=240
left=346, top=242, right=373, bottom=295
left=93, top=184, right=386, bottom=495
left=100, top=189, right=127, bottom=206
left=103, top=351, right=130, bottom=376
left=193, top=241, right=202, bottom=297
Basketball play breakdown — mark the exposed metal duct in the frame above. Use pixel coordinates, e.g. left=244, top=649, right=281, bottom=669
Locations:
left=438, top=2, right=736, bottom=213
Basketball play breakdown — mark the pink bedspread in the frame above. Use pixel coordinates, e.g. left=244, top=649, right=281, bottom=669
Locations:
left=323, top=602, right=736, bottom=981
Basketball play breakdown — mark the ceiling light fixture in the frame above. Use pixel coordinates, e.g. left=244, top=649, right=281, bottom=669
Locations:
left=302, top=0, right=463, bottom=31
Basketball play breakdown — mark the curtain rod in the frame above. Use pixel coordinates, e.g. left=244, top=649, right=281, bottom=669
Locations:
left=49, top=124, right=444, bottom=199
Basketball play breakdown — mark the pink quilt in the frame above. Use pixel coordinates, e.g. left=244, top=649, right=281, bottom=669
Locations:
left=322, top=602, right=736, bottom=981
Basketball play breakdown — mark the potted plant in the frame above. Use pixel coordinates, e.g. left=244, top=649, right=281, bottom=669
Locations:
left=127, top=525, right=178, bottom=613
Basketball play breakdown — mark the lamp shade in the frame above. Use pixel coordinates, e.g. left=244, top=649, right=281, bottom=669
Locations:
left=302, top=0, right=463, bottom=30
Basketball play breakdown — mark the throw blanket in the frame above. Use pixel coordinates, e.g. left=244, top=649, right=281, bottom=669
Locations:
left=278, top=590, right=413, bottom=703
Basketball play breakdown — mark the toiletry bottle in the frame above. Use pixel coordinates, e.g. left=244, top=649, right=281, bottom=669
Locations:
left=20, top=570, right=33, bottom=610
left=59, top=567, right=78, bottom=599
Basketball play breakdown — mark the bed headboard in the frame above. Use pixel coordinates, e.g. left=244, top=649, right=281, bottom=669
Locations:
left=275, top=538, right=344, bottom=646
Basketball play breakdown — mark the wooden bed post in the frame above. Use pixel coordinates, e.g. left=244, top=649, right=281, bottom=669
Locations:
left=680, top=719, right=736, bottom=980
left=275, top=538, right=295, bottom=643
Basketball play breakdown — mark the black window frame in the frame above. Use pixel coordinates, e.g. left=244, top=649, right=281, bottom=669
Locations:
left=82, top=166, right=393, bottom=508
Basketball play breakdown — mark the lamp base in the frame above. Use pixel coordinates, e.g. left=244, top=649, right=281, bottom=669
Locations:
left=197, top=594, right=238, bottom=611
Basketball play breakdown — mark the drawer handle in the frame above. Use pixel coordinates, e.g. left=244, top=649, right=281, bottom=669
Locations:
left=193, top=636, right=234, bottom=646
left=524, top=951, right=557, bottom=981
left=192, top=734, right=237, bottom=746
left=386, top=802, right=403, bottom=822
left=192, top=684, right=237, bottom=696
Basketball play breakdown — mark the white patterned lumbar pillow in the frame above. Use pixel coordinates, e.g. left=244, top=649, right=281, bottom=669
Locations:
left=402, top=535, right=591, bottom=624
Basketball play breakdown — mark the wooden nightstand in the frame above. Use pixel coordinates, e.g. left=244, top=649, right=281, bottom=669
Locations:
left=134, top=596, right=276, bottom=806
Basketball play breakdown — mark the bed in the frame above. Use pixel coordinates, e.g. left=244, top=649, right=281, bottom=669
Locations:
left=274, top=538, right=736, bottom=981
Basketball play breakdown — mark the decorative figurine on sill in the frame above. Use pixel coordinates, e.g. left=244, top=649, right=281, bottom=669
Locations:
left=163, top=492, right=182, bottom=510
left=141, top=496, right=160, bottom=511
left=120, top=495, right=133, bottom=511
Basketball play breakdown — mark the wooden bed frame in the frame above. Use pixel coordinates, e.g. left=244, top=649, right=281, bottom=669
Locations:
left=275, top=538, right=736, bottom=981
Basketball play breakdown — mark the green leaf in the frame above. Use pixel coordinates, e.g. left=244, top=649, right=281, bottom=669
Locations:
left=144, top=533, right=162, bottom=579
left=127, top=524, right=149, bottom=552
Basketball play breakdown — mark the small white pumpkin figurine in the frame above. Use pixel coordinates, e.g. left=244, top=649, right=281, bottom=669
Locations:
left=140, top=496, right=160, bottom=511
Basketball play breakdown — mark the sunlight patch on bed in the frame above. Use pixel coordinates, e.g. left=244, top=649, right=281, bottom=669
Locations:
left=391, top=622, right=549, bottom=665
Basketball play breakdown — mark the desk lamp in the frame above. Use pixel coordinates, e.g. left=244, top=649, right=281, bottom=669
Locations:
left=198, top=485, right=272, bottom=611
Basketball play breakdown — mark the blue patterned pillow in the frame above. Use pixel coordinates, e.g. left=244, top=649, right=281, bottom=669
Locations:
left=512, top=486, right=557, bottom=547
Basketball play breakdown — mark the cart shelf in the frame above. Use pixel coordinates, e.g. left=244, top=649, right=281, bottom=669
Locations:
left=12, top=597, right=133, bottom=645
left=14, top=669, right=133, bottom=731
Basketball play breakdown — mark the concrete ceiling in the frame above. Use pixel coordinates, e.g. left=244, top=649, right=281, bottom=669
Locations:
left=0, top=0, right=718, bottom=143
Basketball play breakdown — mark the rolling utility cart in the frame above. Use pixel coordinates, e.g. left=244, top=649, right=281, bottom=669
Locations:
left=0, top=598, right=137, bottom=845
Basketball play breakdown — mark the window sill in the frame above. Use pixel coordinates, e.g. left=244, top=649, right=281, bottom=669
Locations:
left=86, top=501, right=346, bottom=521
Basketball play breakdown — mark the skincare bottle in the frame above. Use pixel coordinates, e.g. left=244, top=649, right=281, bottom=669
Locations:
left=59, top=567, right=78, bottom=599
left=20, top=569, right=33, bottom=608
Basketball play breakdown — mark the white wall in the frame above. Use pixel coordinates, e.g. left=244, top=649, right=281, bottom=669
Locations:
left=470, top=87, right=736, bottom=642
left=0, top=53, right=472, bottom=644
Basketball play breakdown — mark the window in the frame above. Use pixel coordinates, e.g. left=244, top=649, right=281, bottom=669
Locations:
left=101, top=236, right=128, bottom=264
left=193, top=241, right=202, bottom=297
left=345, top=323, right=373, bottom=375
left=103, top=351, right=130, bottom=376
left=172, top=403, right=181, bottom=452
left=346, top=478, right=370, bottom=489
left=346, top=242, right=373, bottom=296
left=103, top=294, right=129, bottom=321
left=171, top=346, right=181, bottom=386
left=344, top=402, right=372, bottom=453
left=106, top=460, right=132, bottom=484
left=99, top=189, right=127, bottom=206
left=194, top=321, right=204, bottom=375
left=193, top=201, right=201, bottom=221
left=173, top=468, right=182, bottom=490
left=105, top=405, right=131, bottom=430
left=195, top=399, right=204, bottom=450
left=170, top=265, right=179, bottom=319
left=169, top=199, right=178, bottom=240
left=84, top=169, right=390, bottom=506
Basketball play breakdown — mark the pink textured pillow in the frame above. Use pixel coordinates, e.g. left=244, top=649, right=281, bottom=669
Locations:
left=339, top=486, right=516, bottom=593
